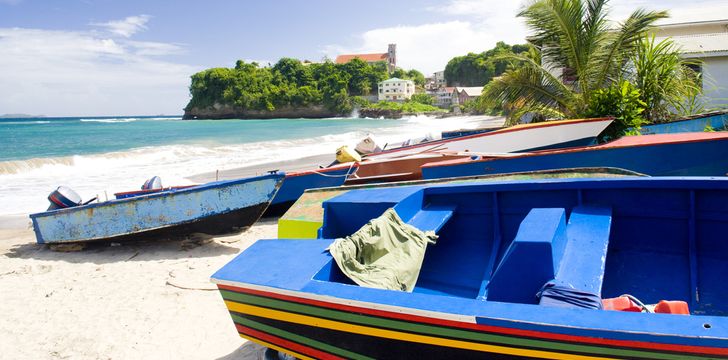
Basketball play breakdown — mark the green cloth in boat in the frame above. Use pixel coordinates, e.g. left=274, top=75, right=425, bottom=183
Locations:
left=327, top=208, right=437, bottom=292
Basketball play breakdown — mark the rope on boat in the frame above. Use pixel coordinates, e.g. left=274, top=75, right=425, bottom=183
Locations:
left=309, top=161, right=358, bottom=178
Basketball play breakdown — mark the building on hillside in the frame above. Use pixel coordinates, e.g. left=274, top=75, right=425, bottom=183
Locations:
left=433, top=71, right=446, bottom=88
left=425, top=71, right=447, bottom=90
left=456, top=86, right=485, bottom=105
left=431, top=87, right=457, bottom=107
left=653, top=19, right=728, bottom=108
left=336, top=44, right=397, bottom=72
left=378, top=78, right=415, bottom=101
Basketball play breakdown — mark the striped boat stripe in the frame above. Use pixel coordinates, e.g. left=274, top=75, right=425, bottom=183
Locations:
left=234, top=324, right=319, bottom=360
left=225, top=300, right=617, bottom=360
left=222, top=291, right=715, bottom=360
left=217, top=283, right=728, bottom=357
left=224, top=290, right=603, bottom=355
left=232, top=313, right=374, bottom=360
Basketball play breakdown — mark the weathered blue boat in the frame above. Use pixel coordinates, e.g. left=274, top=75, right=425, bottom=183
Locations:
left=212, top=177, right=728, bottom=358
left=639, top=111, right=728, bottom=135
left=30, top=173, right=284, bottom=244
left=422, top=132, right=728, bottom=179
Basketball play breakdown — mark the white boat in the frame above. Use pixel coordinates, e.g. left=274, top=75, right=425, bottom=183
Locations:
left=365, top=117, right=613, bottom=160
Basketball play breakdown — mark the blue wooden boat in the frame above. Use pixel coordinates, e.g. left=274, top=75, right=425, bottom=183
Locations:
left=421, top=132, right=728, bottom=179
left=30, top=173, right=284, bottom=244
left=639, top=111, right=728, bottom=135
left=265, top=165, right=358, bottom=216
left=212, top=177, right=728, bottom=358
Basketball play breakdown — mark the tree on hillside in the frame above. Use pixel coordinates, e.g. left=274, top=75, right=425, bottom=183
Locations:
left=444, top=42, right=531, bottom=87
left=390, top=68, right=426, bottom=86
left=483, top=0, right=669, bottom=124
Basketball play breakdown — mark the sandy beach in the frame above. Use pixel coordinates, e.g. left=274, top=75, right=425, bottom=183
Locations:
left=0, top=114, right=507, bottom=359
left=0, top=219, right=276, bottom=359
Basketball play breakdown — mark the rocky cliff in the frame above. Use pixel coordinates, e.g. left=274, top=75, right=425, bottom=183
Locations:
left=183, top=103, right=342, bottom=120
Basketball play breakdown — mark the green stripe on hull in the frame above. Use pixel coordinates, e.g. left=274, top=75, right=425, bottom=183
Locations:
left=231, top=313, right=373, bottom=360
left=220, top=289, right=710, bottom=360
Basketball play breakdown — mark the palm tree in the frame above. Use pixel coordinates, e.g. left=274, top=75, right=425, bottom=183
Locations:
left=630, top=35, right=703, bottom=122
left=484, top=0, right=668, bottom=123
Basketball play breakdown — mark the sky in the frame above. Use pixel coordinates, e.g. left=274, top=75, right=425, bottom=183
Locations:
left=1, top=0, right=727, bottom=116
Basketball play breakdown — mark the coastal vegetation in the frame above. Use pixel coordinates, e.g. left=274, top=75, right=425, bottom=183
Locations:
left=478, top=0, right=703, bottom=136
left=444, top=42, right=531, bottom=87
left=184, top=58, right=429, bottom=119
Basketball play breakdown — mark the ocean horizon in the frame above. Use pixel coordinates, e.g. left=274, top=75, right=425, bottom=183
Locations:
left=0, top=115, right=484, bottom=216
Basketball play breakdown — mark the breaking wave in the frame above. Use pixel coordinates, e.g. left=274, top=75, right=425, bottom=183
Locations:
left=0, top=114, right=493, bottom=216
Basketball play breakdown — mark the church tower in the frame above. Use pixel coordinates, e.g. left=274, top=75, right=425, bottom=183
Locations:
left=387, top=44, right=397, bottom=72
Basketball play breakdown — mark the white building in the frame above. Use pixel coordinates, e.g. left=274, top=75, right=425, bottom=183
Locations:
left=433, top=87, right=457, bottom=107
left=378, top=78, right=415, bottom=101
left=653, top=19, right=728, bottom=108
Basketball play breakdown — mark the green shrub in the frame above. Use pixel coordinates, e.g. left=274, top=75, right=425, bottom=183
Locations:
left=586, top=81, right=647, bottom=140
left=366, top=101, right=443, bottom=113
left=410, top=93, right=434, bottom=105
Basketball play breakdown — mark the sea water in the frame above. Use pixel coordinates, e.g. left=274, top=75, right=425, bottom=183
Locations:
left=0, top=115, right=483, bottom=216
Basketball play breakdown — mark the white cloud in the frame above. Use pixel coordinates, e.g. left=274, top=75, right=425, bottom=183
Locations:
left=429, top=0, right=523, bottom=19
left=0, top=27, right=200, bottom=116
left=611, top=0, right=728, bottom=24
left=324, top=0, right=528, bottom=74
left=325, top=0, right=728, bottom=75
left=323, top=19, right=527, bottom=75
left=91, top=15, right=152, bottom=38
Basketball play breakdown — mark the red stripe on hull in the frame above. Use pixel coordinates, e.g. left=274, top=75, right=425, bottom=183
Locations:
left=234, top=323, right=343, bottom=360
left=219, top=284, right=728, bottom=356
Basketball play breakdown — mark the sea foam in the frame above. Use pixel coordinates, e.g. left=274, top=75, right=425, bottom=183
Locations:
left=0, top=115, right=485, bottom=216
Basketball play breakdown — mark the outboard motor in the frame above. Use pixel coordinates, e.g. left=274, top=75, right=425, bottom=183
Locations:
left=47, top=186, right=82, bottom=211
left=142, top=176, right=163, bottom=190
left=355, top=136, right=382, bottom=155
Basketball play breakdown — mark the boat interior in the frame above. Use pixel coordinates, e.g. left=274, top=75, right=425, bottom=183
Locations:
left=316, top=179, right=728, bottom=317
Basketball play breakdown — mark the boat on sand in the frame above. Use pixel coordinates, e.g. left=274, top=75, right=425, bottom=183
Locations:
left=213, top=177, right=728, bottom=358
left=30, top=173, right=284, bottom=244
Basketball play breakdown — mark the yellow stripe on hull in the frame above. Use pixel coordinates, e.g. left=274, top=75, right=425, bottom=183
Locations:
left=225, top=300, right=614, bottom=360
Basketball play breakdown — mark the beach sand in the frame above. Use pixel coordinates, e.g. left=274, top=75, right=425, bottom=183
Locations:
left=0, top=219, right=276, bottom=359
left=0, top=114, right=507, bottom=358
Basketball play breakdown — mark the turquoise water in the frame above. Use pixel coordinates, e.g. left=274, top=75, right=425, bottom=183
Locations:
left=1, top=114, right=477, bottom=215
left=0, top=116, right=402, bottom=161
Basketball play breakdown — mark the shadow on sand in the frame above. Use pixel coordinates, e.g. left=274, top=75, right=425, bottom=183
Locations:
left=216, top=342, right=269, bottom=360
left=2, top=217, right=280, bottom=264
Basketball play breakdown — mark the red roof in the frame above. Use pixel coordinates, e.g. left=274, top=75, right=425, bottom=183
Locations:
left=335, top=53, right=388, bottom=64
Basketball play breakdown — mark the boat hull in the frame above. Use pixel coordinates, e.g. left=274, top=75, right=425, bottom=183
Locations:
left=423, top=133, right=728, bottom=179
left=366, top=118, right=613, bottom=160
left=29, top=173, right=283, bottom=244
left=217, top=283, right=728, bottom=359
left=640, top=111, right=728, bottom=134
left=213, top=177, right=728, bottom=359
